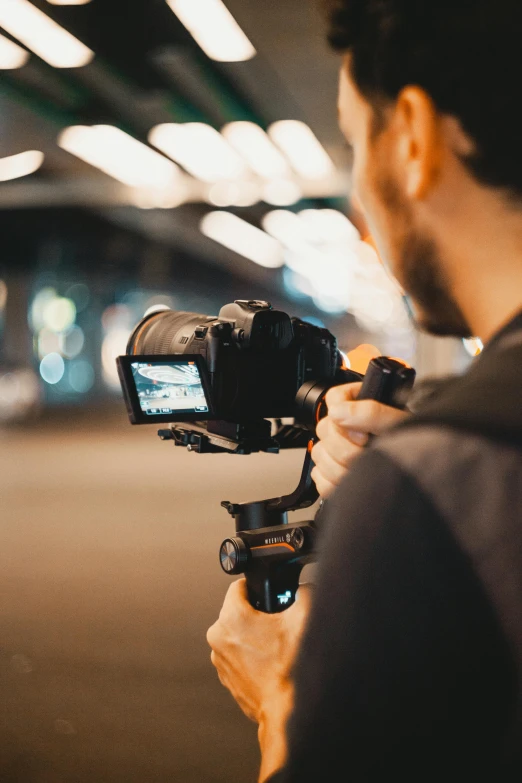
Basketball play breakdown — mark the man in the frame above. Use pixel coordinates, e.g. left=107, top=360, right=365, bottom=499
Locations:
left=207, top=1, right=522, bottom=780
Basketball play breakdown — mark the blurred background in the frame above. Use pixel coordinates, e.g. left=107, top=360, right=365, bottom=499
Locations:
left=0, top=1, right=480, bottom=781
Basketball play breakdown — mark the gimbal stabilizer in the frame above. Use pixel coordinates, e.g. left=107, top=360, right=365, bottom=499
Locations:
left=160, top=357, right=416, bottom=613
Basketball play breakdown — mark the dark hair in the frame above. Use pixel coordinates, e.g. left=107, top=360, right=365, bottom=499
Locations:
left=324, top=0, right=522, bottom=199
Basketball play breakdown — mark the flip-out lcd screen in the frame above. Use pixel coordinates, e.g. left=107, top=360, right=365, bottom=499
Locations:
left=132, top=360, right=208, bottom=416
left=116, top=355, right=213, bottom=424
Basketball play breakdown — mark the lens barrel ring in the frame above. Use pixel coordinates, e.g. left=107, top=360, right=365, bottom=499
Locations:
left=294, top=380, right=330, bottom=430
left=128, top=311, right=210, bottom=355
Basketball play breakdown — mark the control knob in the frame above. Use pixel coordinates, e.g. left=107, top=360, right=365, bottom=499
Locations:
left=219, top=537, right=249, bottom=575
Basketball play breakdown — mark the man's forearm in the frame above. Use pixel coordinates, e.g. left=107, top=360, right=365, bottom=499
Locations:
left=257, top=685, right=294, bottom=783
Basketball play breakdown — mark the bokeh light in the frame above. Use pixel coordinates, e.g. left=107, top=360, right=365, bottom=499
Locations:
left=37, top=328, right=61, bottom=360
left=60, top=325, right=85, bottom=359
left=65, top=283, right=90, bottom=313
left=262, top=179, right=302, bottom=206
left=101, top=304, right=133, bottom=332
left=69, top=359, right=95, bottom=392
left=0, top=369, right=40, bottom=421
left=298, top=209, right=360, bottom=245
left=30, top=287, right=57, bottom=331
left=101, top=304, right=133, bottom=389
left=102, top=329, right=130, bottom=388
left=42, top=296, right=76, bottom=333
left=208, top=180, right=261, bottom=208
left=40, top=352, right=65, bottom=385
left=143, top=294, right=175, bottom=314
left=463, top=337, right=484, bottom=357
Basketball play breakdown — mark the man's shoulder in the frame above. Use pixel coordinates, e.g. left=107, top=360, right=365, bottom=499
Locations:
left=376, top=332, right=522, bottom=485
left=404, top=339, right=522, bottom=448
left=372, top=416, right=522, bottom=541
left=375, top=418, right=512, bottom=481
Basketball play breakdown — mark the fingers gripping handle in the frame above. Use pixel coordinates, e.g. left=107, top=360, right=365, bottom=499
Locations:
left=314, top=356, right=416, bottom=537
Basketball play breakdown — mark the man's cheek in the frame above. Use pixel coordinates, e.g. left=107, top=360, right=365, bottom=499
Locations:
left=357, top=192, right=395, bottom=269
left=351, top=167, right=370, bottom=219
left=354, top=173, right=381, bottom=236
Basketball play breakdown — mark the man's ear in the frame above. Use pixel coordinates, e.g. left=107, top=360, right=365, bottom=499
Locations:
left=394, top=86, right=443, bottom=200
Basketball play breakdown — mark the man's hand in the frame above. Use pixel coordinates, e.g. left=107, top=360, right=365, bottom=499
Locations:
left=207, top=579, right=313, bottom=781
left=207, top=578, right=312, bottom=722
left=311, top=382, right=409, bottom=498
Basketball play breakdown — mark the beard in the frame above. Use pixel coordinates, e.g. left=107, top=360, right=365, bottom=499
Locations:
left=375, top=175, right=471, bottom=338
left=400, top=231, right=472, bottom=338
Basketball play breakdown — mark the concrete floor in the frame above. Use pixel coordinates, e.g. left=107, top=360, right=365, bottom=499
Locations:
left=0, top=407, right=316, bottom=783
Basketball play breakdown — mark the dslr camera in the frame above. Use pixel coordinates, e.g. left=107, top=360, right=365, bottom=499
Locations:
left=117, top=299, right=415, bottom=613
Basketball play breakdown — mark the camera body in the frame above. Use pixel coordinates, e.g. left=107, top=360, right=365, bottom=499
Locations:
left=119, top=299, right=355, bottom=431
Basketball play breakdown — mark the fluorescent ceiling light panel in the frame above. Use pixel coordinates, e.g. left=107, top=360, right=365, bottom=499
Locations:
left=58, top=125, right=181, bottom=188
left=0, top=0, right=94, bottom=68
left=222, top=122, right=289, bottom=179
left=149, top=123, right=247, bottom=183
left=201, top=211, right=283, bottom=268
left=0, top=150, right=44, bottom=181
left=298, top=209, right=361, bottom=244
left=261, top=210, right=309, bottom=252
left=166, top=0, right=256, bottom=62
left=262, top=178, right=302, bottom=206
left=268, top=121, right=335, bottom=180
left=0, top=31, right=28, bottom=68
left=207, top=180, right=261, bottom=207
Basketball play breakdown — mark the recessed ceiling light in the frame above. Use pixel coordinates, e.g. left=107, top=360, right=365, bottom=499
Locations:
left=201, top=211, right=283, bottom=268
left=149, top=123, right=247, bottom=183
left=0, top=32, right=29, bottom=69
left=0, top=0, right=93, bottom=68
left=166, top=0, right=256, bottom=62
left=0, top=150, right=44, bottom=182
left=268, top=121, right=335, bottom=180
left=58, top=125, right=181, bottom=189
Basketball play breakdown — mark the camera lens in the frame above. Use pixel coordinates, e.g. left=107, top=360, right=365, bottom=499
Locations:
left=127, top=309, right=215, bottom=355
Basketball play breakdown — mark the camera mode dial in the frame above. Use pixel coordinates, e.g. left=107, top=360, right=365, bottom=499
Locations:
left=219, top=537, right=249, bottom=575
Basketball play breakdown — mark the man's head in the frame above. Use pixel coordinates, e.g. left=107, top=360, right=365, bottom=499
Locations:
left=325, top=0, right=522, bottom=338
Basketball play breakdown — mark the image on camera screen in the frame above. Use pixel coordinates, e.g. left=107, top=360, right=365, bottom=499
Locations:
left=130, top=360, right=209, bottom=416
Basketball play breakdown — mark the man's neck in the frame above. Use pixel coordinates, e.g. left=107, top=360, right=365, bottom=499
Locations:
left=437, top=191, right=522, bottom=345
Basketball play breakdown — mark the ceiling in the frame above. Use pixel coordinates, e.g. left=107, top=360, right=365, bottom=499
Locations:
left=0, top=0, right=348, bottom=165
left=0, top=0, right=356, bottom=298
